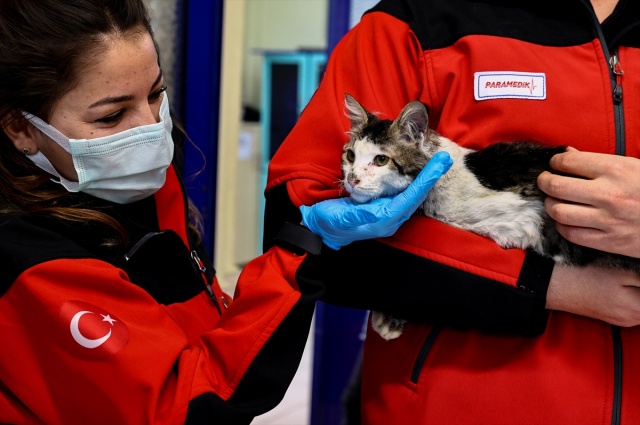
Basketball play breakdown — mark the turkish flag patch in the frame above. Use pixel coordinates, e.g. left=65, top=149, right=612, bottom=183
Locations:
left=59, top=300, right=129, bottom=359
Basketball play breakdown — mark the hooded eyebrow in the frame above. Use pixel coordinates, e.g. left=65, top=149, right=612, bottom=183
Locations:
left=88, top=70, right=164, bottom=109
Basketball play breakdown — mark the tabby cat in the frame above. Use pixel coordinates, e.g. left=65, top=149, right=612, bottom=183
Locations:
left=341, top=93, right=640, bottom=340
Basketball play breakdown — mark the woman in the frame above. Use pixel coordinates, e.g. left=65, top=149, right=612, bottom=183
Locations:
left=0, top=1, right=451, bottom=424
left=266, top=0, right=640, bottom=424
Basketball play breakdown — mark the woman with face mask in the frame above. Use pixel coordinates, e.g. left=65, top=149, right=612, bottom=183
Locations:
left=0, top=1, right=451, bottom=424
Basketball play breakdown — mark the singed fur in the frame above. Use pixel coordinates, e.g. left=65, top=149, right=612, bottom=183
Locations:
left=341, top=93, right=640, bottom=340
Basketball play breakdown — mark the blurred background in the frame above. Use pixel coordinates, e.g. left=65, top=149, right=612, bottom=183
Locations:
left=145, top=1, right=378, bottom=424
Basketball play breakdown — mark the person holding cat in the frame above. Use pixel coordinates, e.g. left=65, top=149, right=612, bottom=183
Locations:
left=0, top=1, right=453, bottom=424
left=265, top=0, right=640, bottom=424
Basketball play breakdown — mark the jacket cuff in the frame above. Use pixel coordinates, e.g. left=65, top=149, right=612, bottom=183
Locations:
left=273, top=222, right=323, bottom=255
left=517, top=249, right=556, bottom=334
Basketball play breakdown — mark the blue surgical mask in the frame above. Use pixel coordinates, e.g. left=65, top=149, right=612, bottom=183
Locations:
left=22, top=94, right=174, bottom=204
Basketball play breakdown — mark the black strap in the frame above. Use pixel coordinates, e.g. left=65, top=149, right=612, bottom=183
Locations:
left=273, top=222, right=323, bottom=255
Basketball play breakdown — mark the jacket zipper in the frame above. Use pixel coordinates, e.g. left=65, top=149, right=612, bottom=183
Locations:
left=581, top=4, right=626, bottom=423
left=611, top=326, right=622, bottom=425
left=174, top=168, right=226, bottom=313
left=609, top=52, right=625, bottom=156
left=410, top=326, right=442, bottom=384
left=583, top=0, right=626, bottom=156
left=190, top=249, right=224, bottom=313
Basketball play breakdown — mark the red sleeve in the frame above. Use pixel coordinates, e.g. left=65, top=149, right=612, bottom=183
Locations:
left=0, top=246, right=317, bottom=425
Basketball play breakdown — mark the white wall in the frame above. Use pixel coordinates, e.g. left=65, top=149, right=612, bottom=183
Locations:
left=215, top=0, right=328, bottom=291
left=242, top=0, right=328, bottom=109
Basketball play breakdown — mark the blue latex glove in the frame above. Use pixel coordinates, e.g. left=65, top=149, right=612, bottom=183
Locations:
left=300, top=151, right=453, bottom=250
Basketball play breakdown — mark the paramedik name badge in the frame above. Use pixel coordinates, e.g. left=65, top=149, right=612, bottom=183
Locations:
left=474, top=71, right=546, bottom=101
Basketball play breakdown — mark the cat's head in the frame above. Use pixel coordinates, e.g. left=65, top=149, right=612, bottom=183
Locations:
left=341, top=94, right=438, bottom=203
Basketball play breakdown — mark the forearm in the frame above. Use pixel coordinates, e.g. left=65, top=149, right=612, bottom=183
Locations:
left=546, top=263, right=640, bottom=327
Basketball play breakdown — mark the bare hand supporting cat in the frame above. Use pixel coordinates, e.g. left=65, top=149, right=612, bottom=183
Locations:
left=538, top=148, right=640, bottom=259
left=546, top=264, right=640, bottom=327
left=541, top=148, right=640, bottom=326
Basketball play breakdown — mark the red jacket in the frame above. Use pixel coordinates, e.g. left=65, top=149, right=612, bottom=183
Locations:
left=0, top=164, right=322, bottom=425
left=265, top=0, right=640, bottom=424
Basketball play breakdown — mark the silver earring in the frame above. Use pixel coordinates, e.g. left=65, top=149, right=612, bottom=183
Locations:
left=22, top=148, right=30, bottom=155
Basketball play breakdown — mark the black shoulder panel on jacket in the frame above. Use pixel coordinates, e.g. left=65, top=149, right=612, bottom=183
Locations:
left=0, top=214, right=95, bottom=297
left=368, top=0, right=600, bottom=49
left=0, top=212, right=205, bottom=305
left=602, top=0, right=640, bottom=48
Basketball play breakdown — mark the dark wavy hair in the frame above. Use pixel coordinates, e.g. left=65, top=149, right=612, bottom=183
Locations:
left=0, top=0, right=200, bottom=245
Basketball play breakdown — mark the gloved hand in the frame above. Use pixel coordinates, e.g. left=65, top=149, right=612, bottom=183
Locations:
left=300, top=151, right=453, bottom=250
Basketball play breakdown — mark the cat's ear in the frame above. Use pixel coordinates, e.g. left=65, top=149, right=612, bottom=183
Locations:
left=394, top=101, right=429, bottom=146
left=344, top=94, right=369, bottom=133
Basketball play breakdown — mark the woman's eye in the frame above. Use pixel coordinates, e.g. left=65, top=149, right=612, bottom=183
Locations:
left=93, top=85, right=167, bottom=124
left=149, top=85, right=168, bottom=101
left=95, top=109, right=125, bottom=123
left=346, top=149, right=355, bottom=163
left=375, top=155, right=389, bottom=166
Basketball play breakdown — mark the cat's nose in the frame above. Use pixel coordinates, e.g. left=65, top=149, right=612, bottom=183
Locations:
left=347, top=174, right=360, bottom=186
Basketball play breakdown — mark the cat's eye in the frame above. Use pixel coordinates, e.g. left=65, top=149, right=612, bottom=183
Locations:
left=375, top=155, right=389, bottom=166
left=346, top=149, right=355, bottom=163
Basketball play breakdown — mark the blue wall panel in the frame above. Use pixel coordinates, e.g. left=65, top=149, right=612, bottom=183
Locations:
left=183, top=0, right=223, bottom=256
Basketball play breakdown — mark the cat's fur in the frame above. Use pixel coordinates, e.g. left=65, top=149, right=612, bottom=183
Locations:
left=341, top=93, right=640, bottom=340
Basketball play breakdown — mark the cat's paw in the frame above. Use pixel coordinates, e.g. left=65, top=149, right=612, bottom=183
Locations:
left=371, top=311, right=406, bottom=341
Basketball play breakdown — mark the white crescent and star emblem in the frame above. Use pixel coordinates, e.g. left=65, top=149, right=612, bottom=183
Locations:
left=60, top=301, right=128, bottom=358
left=70, top=310, right=116, bottom=349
